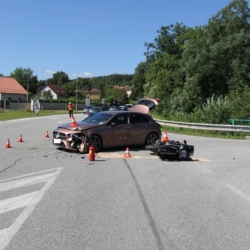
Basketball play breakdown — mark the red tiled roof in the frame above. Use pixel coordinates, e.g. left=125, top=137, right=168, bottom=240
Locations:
left=0, top=77, right=27, bottom=94
left=46, top=84, right=68, bottom=97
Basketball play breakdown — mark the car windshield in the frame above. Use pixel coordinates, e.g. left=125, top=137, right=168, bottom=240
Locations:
left=82, top=112, right=113, bottom=124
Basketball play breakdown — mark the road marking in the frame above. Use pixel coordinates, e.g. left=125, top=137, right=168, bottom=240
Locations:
left=0, top=191, right=38, bottom=214
left=98, top=154, right=210, bottom=161
left=192, top=158, right=211, bottom=162
left=98, top=152, right=158, bottom=159
left=0, top=173, right=54, bottom=192
left=0, top=230, right=7, bottom=241
left=0, top=167, right=63, bottom=250
left=0, top=168, right=59, bottom=183
left=225, top=184, right=250, bottom=204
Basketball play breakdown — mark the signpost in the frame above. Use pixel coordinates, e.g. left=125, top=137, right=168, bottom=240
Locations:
left=34, top=99, right=40, bottom=116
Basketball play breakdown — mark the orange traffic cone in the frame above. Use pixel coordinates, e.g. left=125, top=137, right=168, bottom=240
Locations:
left=162, top=131, right=169, bottom=142
left=124, top=147, right=132, bottom=158
left=18, top=134, right=24, bottom=142
left=45, top=130, right=50, bottom=138
left=70, top=116, right=78, bottom=127
left=5, top=139, right=11, bottom=148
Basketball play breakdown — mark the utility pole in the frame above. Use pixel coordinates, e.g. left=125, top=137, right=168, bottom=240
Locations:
left=76, top=78, right=78, bottom=111
left=26, top=78, right=29, bottom=104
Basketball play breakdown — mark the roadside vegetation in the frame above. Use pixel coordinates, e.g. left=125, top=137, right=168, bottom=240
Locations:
left=0, top=109, right=68, bottom=121
left=0, top=109, right=249, bottom=140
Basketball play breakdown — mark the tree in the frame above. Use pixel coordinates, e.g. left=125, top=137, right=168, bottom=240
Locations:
left=181, top=0, right=250, bottom=111
left=130, top=62, right=148, bottom=100
left=143, top=23, right=190, bottom=116
left=144, top=23, right=189, bottom=63
left=41, top=90, right=53, bottom=100
left=10, top=67, right=38, bottom=97
left=47, top=71, right=69, bottom=86
left=106, top=87, right=128, bottom=105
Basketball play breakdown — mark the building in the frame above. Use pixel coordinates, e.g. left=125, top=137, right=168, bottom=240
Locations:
left=36, top=84, right=68, bottom=100
left=82, top=88, right=101, bottom=100
left=0, top=77, right=28, bottom=108
left=114, top=85, right=132, bottom=97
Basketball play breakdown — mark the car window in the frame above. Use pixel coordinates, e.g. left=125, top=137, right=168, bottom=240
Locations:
left=130, top=114, right=143, bottom=123
left=83, top=113, right=113, bottom=124
left=109, top=114, right=128, bottom=125
left=142, top=115, right=149, bottom=123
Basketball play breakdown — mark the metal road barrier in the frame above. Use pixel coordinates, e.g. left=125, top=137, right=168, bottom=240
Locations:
left=154, top=119, right=250, bottom=133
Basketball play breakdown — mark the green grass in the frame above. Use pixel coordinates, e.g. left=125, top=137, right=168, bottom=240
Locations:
left=160, top=125, right=250, bottom=139
left=0, top=109, right=68, bottom=121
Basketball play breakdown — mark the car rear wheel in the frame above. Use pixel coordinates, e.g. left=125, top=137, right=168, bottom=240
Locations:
left=89, top=135, right=102, bottom=152
left=145, top=133, right=159, bottom=146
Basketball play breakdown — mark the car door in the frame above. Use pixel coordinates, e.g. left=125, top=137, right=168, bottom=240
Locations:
left=127, top=113, right=149, bottom=145
left=103, top=113, right=129, bottom=147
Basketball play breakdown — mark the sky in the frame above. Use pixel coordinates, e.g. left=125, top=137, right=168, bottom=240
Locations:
left=0, top=0, right=245, bottom=81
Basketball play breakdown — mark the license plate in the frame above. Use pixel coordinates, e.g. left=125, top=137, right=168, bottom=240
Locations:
left=54, top=139, right=61, bottom=144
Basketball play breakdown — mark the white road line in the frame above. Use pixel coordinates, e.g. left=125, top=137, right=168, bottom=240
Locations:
left=0, top=191, right=38, bottom=214
left=225, top=184, right=250, bottom=204
left=0, top=173, right=54, bottom=192
left=0, top=168, right=58, bottom=183
left=0, top=167, right=63, bottom=250
left=0, top=229, right=8, bottom=240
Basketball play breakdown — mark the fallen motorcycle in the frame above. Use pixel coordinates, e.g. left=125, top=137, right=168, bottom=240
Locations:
left=145, top=139, right=194, bottom=160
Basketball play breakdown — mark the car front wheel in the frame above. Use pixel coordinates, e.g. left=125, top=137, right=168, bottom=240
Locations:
left=88, top=135, right=102, bottom=152
left=145, top=133, right=159, bottom=146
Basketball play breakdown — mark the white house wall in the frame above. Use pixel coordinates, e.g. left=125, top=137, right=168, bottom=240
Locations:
left=1, top=93, right=27, bottom=101
left=40, top=86, right=57, bottom=99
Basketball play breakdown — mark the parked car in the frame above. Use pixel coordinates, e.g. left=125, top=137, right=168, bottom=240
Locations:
left=53, top=98, right=161, bottom=152
left=109, top=106, right=117, bottom=111
left=83, top=105, right=94, bottom=114
left=125, top=104, right=133, bottom=110
left=87, top=107, right=105, bottom=117
left=118, top=105, right=127, bottom=111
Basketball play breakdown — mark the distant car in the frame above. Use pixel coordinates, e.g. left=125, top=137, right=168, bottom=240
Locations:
left=53, top=98, right=161, bottom=153
left=109, top=106, right=117, bottom=111
left=119, top=106, right=127, bottom=111
left=87, top=107, right=104, bottom=117
left=125, top=104, right=133, bottom=110
left=83, top=105, right=93, bottom=114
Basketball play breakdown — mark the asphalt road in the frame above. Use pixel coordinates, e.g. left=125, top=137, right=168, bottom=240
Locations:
left=1, top=113, right=250, bottom=250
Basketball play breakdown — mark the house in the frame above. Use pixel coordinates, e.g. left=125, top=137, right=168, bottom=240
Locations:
left=0, top=76, right=28, bottom=103
left=114, top=85, right=132, bottom=97
left=36, top=84, right=68, bottom=100
left=82, top=88, right=101, bottom=100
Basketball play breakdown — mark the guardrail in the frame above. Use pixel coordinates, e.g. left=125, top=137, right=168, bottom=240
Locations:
left=154, top=119, right=250, bottom=133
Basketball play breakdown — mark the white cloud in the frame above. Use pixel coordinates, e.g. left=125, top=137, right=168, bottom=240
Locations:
left=71, top=72, right=93, bottom=78
left=45, top=70, right=56, bottom=76
left=83, top=72, right=93, bottom=78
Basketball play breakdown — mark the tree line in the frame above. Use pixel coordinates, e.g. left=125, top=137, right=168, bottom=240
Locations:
left=132, top=0, right=250, bottom=124
left=1, top=68, right=133, bottom=106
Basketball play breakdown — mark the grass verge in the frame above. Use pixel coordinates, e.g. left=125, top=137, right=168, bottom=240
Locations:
left=0, top=109, right=69, bottom=121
